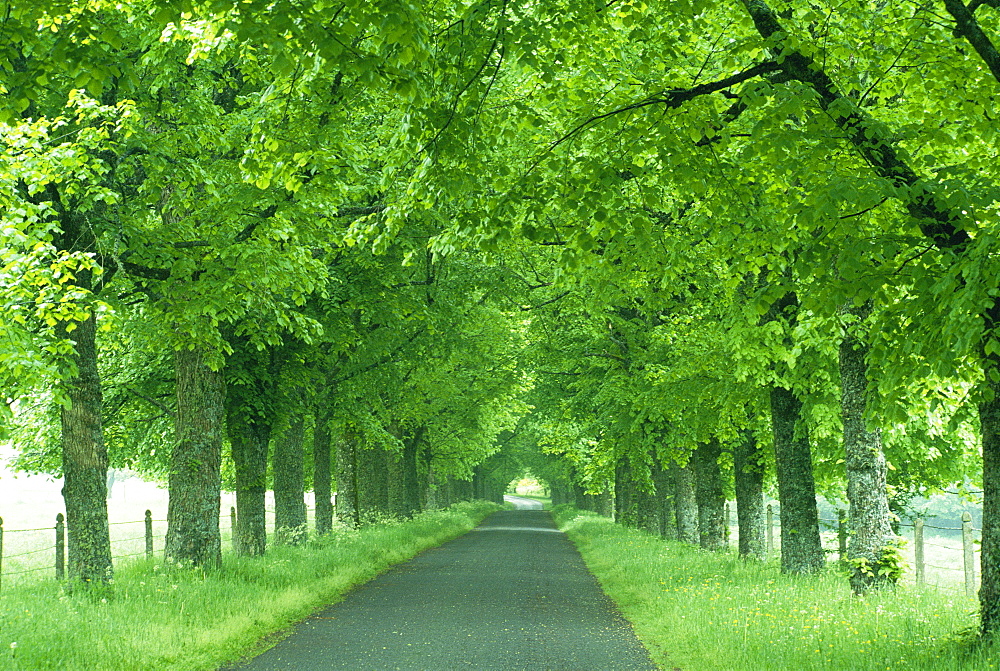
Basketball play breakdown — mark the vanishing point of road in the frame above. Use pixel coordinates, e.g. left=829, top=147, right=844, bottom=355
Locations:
left=232, top=496, right=657, bottom=670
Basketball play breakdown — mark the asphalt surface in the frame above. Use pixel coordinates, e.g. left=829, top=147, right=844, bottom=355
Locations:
left=231, top=498, right=657, bottom=670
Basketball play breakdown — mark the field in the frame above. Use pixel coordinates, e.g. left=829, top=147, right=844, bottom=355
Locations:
left=0, top=462, right=311, bottom=586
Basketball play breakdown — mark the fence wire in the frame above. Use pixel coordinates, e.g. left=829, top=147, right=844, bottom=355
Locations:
left=0, top=505, right=315, bottom=589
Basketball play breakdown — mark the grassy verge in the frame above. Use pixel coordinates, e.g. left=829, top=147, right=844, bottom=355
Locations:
left=552, top=506, right=997, bottom=671
left=0, top=500, right=499, bottom=670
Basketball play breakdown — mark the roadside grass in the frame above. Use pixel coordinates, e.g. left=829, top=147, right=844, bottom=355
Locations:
left=0, top=500, right=499, bottom=671
left=553, top=506, right=997, bottom=671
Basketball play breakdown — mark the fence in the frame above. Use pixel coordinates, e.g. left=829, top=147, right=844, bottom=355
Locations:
left=0, top=505, right=316, bottom=591
left=737, top=503, right=980, bottom=596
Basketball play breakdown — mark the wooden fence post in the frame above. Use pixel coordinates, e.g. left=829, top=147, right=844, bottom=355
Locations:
left=766, top=504, right=774, bottom=557
left=231, top=506, right=237, bottom=553
left=55, top=513, right=65, bottom=580
left=145, top=510, right=153, bottom=558
left=725, top=503, right=731, bottom=546
left=963, top=512, right=975, bottom=597
left=914, top=518, right=925, bottom=585
left=837, top=509, right=848, bottom=562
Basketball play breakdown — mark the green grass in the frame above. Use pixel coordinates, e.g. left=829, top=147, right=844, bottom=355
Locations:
left=0, top=500, right=499, bottom=670
left=552, top=506, right=998, bottom=671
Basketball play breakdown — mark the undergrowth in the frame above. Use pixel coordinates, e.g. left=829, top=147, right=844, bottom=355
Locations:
left=0, top=500, right=498, bottom=670
left=552, top=506, right=997, bottom=671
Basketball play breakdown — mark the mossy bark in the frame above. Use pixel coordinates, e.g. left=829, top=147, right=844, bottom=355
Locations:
left=615, top=458, right=638, bottom=527
left=226, top=400, right=270, bottom=556
left=981, top=358, right=1000, bottom=634
left=273, top=413, right=306, bottom=544
left=335, top=431, right=359, bottom=527
left=313, top=404, right=333, bottom=535
left=637, top=458, right=664, bottom=535
left=673, top=461, right=698, bottom=544
left=840, top=302, right=895, bottom=593
left=770, top=384, right=825, bottom=574
left=734, top=429, right=766, bottom=560
left=694, top=439, right=727, bottom=551
left=404, top=430, right=424, bottom=515
left=165, top=347, right=223, bottom=567
left=652, top=463, right=676, bottom=539
left=357, top=446, right=390, bottom=524
left=57, top=310, right=113, bottom=584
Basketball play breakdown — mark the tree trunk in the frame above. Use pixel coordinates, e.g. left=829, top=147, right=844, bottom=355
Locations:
left=57, top=310, right=113, bottom=584
left=840, top=301, right=895, bottom=592
left=335, top=431, right=359, bottom=527
left=313, top=404, right=333, bottom=535
left=615, top=457, right=638, bottom=527
left=652, top=463, right=675, bottom=539
left=273, top=413, right=306, bottom=544
left=734, top=428, right=766, bottom=560
left=226, top=399, right=270, bottom=556
left=595, top=485, right=614, bottom=517
left=357, top=446, right=390, bottom=524
left=165, top=347, right=223, bottom=567
left=694, top=439, right=726, bottom=551
left=673, top=460, right=698, bottom=544
left=770, top=384, right=825, bottom=573
left=401, top=429, right=424, bottom=516
left=637, top=457, right=663, bottom=535
left=981, top=340, right=1000, bottom=634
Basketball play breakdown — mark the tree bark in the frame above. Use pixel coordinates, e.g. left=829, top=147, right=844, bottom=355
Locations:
left=652, top=463, right=675, bottom=539
left=980, top=300, right=1000, bottom=633
left=226, top=398, right=270, bottom=555
left=694, top=439, right=726, bottom=551
left=273, top=413, right=306, bottom=544
left=637, top=457, right=663, bottom=535
left=734, top=428, right=766, bottom=560
left=165, top=347, right=223, bottom=567
left=335, top=430, right=359, bottom=527
left=615, top=457, right=638, bottom=527
left=770, top=384, right=825, bottom=573
left=595, top=485, right=614, bottom=517
left=57, top=310, right=113, bottom=584
left=357, top=446, right=390, bottom=524
left=313, top=403, right=333, bottom=535
left=401, top=428, right=424, bottom=516
left=981, top=341, right=1000, bottom=633
left=840, top=302, right=895, bottom=593
left=673, top=460, right=699, bottom=544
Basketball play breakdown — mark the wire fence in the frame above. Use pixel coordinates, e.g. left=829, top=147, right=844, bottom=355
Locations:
left=0, top=504, right=318, bottom=591
left=733, top=503, right=980, bottom=597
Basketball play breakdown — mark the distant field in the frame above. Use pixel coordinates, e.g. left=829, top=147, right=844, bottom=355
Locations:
left=746, top=523, right=976, bottom=595
left=0, top=458, right=314, bottom=585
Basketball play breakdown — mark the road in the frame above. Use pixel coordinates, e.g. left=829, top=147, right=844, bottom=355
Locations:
left=231, top=505, right=656, bottom=670
left=502, top=494, right=544, bottom=510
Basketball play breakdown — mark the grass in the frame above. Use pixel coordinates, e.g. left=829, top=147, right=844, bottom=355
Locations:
left=552, top=506, right=998, bottom=671
left=0, top=500, right=499, bottom=670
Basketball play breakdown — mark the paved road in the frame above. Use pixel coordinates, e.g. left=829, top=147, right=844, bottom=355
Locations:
left=231, top=507, right=657, bottom=670
left=503, top=494, right=544, bottom=510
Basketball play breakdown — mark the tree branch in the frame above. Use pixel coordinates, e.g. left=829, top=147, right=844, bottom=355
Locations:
left=943, top=0, right=1000, bottom=85
left=521, top=291, right=570, bottom=311
left=124, top=386, right=175, bottom=417
left=740, top=0, right=970, bottom=252
left=543, top=60, right=782, bottom=159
